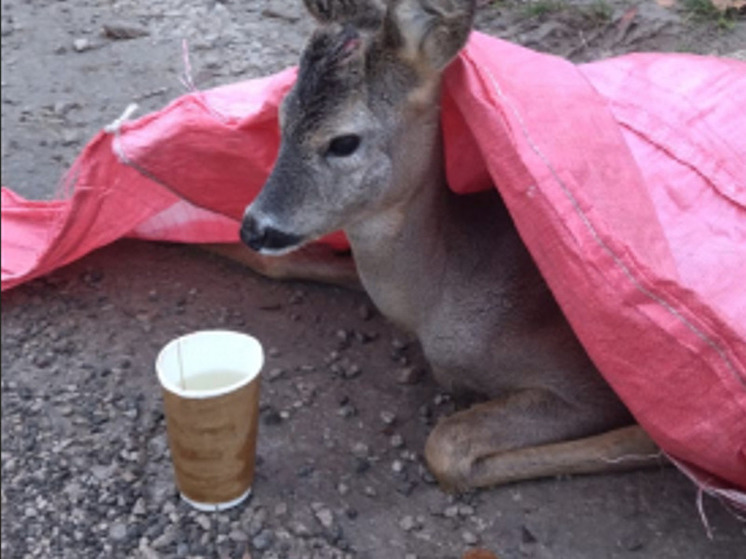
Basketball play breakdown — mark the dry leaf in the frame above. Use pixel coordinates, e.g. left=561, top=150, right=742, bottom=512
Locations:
left=462, top=549, right=500, bottom=559
left=711, top=0, right=746, bottom=10
left=655, top=0, right=677, bottom=7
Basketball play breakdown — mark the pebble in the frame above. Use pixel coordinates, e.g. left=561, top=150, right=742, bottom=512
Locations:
left=60, top=129, right=81, bottom=146
left=229, top=529, right=248, bottom=542
left=72, top=38, right=91, bottom=52
left=396, top=366, right=424, bottom=385
left=131, top=497, right=147, bottom=516
left=459, top=505, right=476, bottom=517
left=521, top=526, right=538, bottom=544
left=273, top=502, right=288, bottom=517
left=400, top=515, right=417, bottom=531
left=462, top=530, right=480, bottom=545
left=151, top=526, right=176, bottom=549
left=109, top=522, right=128, bottom=541
left=195, top=514, right=211, bottom=531
left=337, top=403, right=357, bottom=418
left=139, top=541, right=160, bottom=559
left=351, top=442, right=369, bottom=458
left=267, top=368, right=286, bottom=382
left=313, top=506, right=335, bottom=529
left=251, top=528, right=274, bottom=550
left=343, top=363, right=362, bottom=379
left=102, top=22, right=149, bottom=40
left=358, top=303, right=374, bottom=320
left=380, top=410, right=396, bottom=425
left=444, top=505, right=460, bottom=518
left=390, top=433, right=405, bottom=448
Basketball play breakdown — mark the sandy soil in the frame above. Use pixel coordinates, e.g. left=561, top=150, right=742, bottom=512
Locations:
left=2, top=1, right=745, bottom=558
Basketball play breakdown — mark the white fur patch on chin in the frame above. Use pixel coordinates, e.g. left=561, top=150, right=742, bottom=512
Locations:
left=258, top=244, right=304, bottom=257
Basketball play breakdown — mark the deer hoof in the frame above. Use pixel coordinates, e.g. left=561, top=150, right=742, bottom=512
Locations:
left=424, top=417, right=476, bottom=492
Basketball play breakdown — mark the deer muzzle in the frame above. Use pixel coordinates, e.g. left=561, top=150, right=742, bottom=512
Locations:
left=240, top=212, right=304, bottom=254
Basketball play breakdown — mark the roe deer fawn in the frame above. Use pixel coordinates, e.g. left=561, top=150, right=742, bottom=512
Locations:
left=239, top=0, right=660, bottom=490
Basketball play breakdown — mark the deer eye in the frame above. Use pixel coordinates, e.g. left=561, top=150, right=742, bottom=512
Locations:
left=326, top=134, right=361, bottom=157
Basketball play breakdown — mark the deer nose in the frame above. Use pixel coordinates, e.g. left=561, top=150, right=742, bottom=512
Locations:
left=240, top=214, right=302, bottom=252
left=240, top=214, right=267, bottom=251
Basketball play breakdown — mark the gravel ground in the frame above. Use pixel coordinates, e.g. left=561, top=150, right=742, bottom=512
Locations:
left=2, top=1, right=745, bottom=559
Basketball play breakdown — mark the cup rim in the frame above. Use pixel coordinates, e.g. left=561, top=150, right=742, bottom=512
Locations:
left=156, top=330, right=264, bottom=400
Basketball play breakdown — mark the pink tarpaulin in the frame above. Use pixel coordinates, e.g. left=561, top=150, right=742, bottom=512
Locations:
left=2, top=33, right=745, bottom=501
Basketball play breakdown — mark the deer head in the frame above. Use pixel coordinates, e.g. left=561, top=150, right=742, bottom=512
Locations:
left=241, top=0, right=476, bottom=254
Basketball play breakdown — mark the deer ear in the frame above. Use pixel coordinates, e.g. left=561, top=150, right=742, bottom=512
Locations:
left=303, top=0, right=385, bottom=29
left=383, top=0, right=475, bottom=72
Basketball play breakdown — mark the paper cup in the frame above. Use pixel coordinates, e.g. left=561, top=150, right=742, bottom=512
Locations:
left=156, top=330, right=264, bottom=511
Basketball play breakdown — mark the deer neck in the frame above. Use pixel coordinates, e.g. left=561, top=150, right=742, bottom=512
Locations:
left=344, top=125, right=452, bottom=333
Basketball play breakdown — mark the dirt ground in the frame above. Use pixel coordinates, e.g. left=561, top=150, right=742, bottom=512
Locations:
left=2, top=1, right=745, bottom=558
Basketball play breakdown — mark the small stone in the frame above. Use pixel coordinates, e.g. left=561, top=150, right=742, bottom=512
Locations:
left=462, top=530, right=480, bottom=545
left=354, top=457, right=371, bottom=474
left=291, top=522, right=312, bottom=537
left=313, top=507, right=334, bottom=529
left=229, top=530, right=248, bottom=542
left=351, top=442, right=369, bottom=458
left=420, top=467, right=437, bottom=484
left=73, top=38, right=91, bottom=52
left=396, top=366, right=424, bottom=385
left=139, top=541, right=160, bottom=559
left=102, top=22, right=149, bottom=40
left=296, top=463, right=314, bottom=478
left=434, top=393, right=450, bottom=405
left=337, top=403, right=357, bottom=418
left=337, top=482, right=350, bottom=496
left=390, top=434, right=405, bottom=448
left=391, top=460, right=405, bottom=474
left=343, top=364, right=361, bottom=379
left=109, top=522, right=127, bottom=541
left=444, top=505, right=460, bottom=518
left=380, top=411, right=396, bottom=425
left=336, top=329, right=350, bottom=343
left=61, top=129, right=81, bottom=146
left=459, top=504, right=475, bottom=517
left=267, top=347, right=281, bottom=358
left=358, top=304, right=374, bottom=321
left=195, top=514, right=211, bottom=531
left=262, top=408, right=283, bottom=426
left=267, top=368, right=286, bottom=381
left=399, top=515, right=416, bottom=532
left=521, top=526, right=538, bottom=544
left=396, top=481, right=417, bottom=496
left=132, top=497, right=147, bottom=516
left=274, top=502, right=288, bottom=517
left=251, top=528, right=274, bottom=550
left=354, top=330, right=379, bottom=344
left=364, top=486, right=377, bottom=497
left=392, top=338, right=409, bottom=350
left=151, top=527, right=176, bottom=548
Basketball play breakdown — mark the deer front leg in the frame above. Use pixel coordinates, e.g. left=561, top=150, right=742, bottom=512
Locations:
left=424, top=389, right=663, bottom=491
left=201, top=242, right=361, bottom=289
